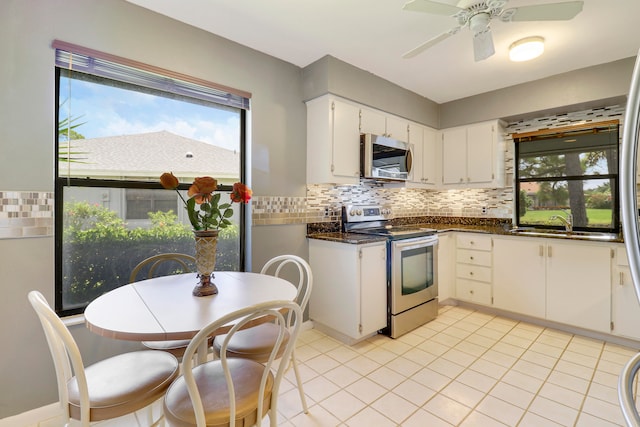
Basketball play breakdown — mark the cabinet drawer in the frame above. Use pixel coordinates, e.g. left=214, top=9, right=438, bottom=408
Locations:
left=456, top=249, right=491, bottom=267
left=456, top=279, right=492, bottom=305
left=456, top=264, right=492, bottom=283
left=456, top=234, right=492, bottom=251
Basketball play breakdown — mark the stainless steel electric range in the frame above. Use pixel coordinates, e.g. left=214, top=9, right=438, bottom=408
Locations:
left=342, top=204, right=438, bottom=338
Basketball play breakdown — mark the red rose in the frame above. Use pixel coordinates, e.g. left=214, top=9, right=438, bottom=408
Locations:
left=231, top=182, right=252, bottom=203
left=160, top=172, right=179, bottom=190
left=188, top=176, right=218, bottom=204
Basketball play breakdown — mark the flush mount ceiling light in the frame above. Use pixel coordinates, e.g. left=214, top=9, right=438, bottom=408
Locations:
left=509, top=36, right=545, bottom=62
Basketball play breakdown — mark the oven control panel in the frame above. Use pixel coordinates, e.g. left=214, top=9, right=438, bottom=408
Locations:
left=343, top=204, right=392, bottom=222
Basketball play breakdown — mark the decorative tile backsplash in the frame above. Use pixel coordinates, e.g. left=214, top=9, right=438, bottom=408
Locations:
left=1, top=104, right=627, bottom=237
left=0, top=191, right=54, bottom=238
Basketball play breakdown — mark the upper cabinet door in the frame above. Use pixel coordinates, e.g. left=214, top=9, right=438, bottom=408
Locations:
left=440, top=120, right=505, bottom=188
left=306, top=95, right=360, bottom=184
left=332, top=100, right=362, bottom=179
left=442, top=127, right=467, bottom=184
left=422, top=127, right=438, bottom=185
left=385, top=116, right=409, bottom=142
left=359, top=108, right=386, bottom=136
left=359, top=108, right=409, bottom=142
left=466, top=122, right=494, bottom=184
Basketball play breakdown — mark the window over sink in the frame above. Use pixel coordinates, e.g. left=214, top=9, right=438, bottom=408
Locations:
left=513, top=120, right=619, bottom=234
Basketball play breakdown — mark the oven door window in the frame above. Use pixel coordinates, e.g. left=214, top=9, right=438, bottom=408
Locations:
left=401, top=245, right=434, bottom=295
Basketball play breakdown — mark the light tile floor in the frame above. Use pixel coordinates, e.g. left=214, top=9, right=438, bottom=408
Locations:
left=273, top=305, right=640, bottom=426
left=32, top=304, right=640, bottom=427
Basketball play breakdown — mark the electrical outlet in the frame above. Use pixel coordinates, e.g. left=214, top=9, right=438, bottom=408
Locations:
left=481, top=206, right=487, bottom=215
left=324, top=207, right=330, bottom=217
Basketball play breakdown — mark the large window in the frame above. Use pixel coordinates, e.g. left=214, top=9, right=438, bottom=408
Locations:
left=514, top=120, right=619, bottom=233
left=54, top=42, right=250, bottom=315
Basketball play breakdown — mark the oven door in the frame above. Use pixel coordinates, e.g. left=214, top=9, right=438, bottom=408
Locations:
left=390, top=235, right=438, bottom=315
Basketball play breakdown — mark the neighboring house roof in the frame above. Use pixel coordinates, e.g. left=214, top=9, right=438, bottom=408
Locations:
left=520, top=182, right=539, bottom=195
left=59, top=131, right=239, bottom=182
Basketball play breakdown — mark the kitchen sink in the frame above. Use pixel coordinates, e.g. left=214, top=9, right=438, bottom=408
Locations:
left=508, top=228, right=619, bottom=241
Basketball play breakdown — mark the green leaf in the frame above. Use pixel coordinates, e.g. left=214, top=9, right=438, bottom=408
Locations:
left=186, top=197, right=200, bottom=230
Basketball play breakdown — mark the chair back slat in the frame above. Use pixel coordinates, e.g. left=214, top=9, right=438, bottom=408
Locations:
left=129, top=253, right=195, bottom=283
left=175, top=300, right=302, bottom=427
left=28, top=291, right=91, bottom=425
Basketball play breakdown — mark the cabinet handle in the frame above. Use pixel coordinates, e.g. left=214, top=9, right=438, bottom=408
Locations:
left=470, top=290, right=474, bottom=295
left=548, top=246, right=552, bottom=257
left=539, top=245, right=544, bottom=257
left=620, top=271, right=625, bottom=286
left=470, top=241, right=475, bottom=245
left=459, top=178, right=464, bottom=182
left=469, top=271, right=474, bottom=276
left=469, top=256, right=474, bottom=261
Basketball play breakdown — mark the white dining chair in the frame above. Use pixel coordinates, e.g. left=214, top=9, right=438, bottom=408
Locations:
left=163, top=300, right=302, bottom=427
left=28, top=290, right=180, bottom=427
left=212, top=254, right=312, bottom=413
left=130, top=253, right=198, bottom=358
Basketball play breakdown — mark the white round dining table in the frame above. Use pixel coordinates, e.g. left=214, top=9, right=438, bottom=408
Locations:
left=84, top=271, right=297, bottom=362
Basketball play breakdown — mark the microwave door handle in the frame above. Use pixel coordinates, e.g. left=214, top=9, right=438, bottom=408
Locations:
left=406, top=146, right=413, bottom=175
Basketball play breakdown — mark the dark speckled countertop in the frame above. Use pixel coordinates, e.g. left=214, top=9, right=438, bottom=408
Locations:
left=306, top=217, right=623, bottom=244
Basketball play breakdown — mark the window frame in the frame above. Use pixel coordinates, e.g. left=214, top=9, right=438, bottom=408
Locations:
left=513, top=120, right=620, bottom=234
left=54, top=63, right=249, bottom=316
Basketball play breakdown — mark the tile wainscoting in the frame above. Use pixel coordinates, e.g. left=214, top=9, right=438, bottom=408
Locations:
left=0, top=191, right=54, bottom=239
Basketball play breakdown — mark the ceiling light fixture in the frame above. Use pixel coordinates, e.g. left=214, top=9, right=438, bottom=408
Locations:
left=509, top=36, right=545, bottom=62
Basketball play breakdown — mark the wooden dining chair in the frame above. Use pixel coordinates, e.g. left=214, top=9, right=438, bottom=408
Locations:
left=130, top=253, right=197, bottom=358
left=28, top=290, right=180, bottom=427
left=163, top=300, right=302, bottom=427
left=212, top=254, right=312, bottom=413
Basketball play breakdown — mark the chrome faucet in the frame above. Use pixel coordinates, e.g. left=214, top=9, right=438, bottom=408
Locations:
left=550, top=211, right=573, bottom=232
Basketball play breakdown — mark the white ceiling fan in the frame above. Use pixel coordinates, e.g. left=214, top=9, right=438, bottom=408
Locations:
left=402, top=0, right=584, bottom=61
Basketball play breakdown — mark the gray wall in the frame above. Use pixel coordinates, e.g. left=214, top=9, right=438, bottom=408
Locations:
left=440, top=57, right=635, bottom=128
left=303, top=55, right=440, bottom=129
left=0, top=0, right=307, bottom=418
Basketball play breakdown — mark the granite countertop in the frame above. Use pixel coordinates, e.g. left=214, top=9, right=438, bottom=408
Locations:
left=306, top=218, right=624, bottom=244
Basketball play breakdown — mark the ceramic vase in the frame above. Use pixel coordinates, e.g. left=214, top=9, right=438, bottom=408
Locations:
left=192, top=229, right=219, bottom=296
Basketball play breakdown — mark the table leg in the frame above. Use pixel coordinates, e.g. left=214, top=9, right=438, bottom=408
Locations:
left=196, top=339, right=208, bottom=365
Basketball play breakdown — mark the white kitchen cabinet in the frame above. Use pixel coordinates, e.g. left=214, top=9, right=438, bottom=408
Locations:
left=359, top=107, right=409, bottom=142
left=306, top=94, right=361, bottom=184
left=437, top=232, right=455, bottom=302
left=545, top=240, right=611, bottom=333
left=408, top=122, right=438, bottom=188
left=309, top=239, right=387, bottom=344
left=611, top=245, right=640, bottom=340
left=455, top=233, right=493, bottom=305
left=493, top=235, right=610, bottom=333
left=441, top=120, right=504, bottom=188
left=493, top=236, right=546, bottom=318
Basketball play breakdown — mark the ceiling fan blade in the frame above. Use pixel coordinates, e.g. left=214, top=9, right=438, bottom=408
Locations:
left=473, top=29, right=495, bottom=61
left=403, top=28, right=459, bottom=59
left=402, top=0, right=462, bottom=16
left=501, top=0, right=583, bottom=22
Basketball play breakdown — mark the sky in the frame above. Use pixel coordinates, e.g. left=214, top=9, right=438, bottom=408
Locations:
left=59, top=75, right=241, bottom=152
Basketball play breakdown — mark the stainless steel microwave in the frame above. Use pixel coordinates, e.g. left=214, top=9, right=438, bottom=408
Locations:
left=361, top=133, right=413, bottom=181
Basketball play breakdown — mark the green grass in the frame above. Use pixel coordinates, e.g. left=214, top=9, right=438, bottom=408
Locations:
left=520, top=209, right=612, bottom=227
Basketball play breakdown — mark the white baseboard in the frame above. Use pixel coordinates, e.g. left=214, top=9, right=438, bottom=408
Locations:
left=0, top=403, right=59, bottom=427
